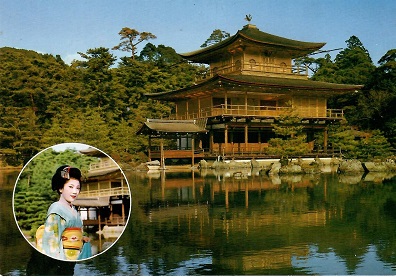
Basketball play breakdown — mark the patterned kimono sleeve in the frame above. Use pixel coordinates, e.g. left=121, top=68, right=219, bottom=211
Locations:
left=41, top=213, right=66, bottom=259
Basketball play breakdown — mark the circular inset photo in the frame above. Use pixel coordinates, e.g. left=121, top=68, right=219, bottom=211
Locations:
left=12, top=143, right=131, bottom=261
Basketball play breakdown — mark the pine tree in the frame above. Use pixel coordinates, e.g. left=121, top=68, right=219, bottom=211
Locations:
left=356, top=129, right=392, bottom=161
left=266, top=107, right=309, bottom=159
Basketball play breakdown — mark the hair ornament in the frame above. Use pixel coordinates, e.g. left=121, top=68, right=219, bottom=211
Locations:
left=61, top=166, right=71, bottom=179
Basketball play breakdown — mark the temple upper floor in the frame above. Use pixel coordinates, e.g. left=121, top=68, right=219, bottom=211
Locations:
left=180, top=24, right=325, bottom=80
left=202, top=53, right=308, bottom=80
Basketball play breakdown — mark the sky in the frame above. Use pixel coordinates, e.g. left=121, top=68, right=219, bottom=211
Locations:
left=51, top=142, right=93, bottom=152
left=1, top=0, right=395, bottom=65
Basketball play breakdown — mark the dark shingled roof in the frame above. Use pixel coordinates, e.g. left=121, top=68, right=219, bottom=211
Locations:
left=180, top=24, right=326, bottom=62
left=79, top=147, right=106, bottom=157
left=86, top=167, right=120, bottom=178
left=137, top=119, right=207, bottom=135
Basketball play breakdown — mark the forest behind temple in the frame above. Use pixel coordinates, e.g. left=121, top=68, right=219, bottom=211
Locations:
left=1, top=28, right=395, bottom=167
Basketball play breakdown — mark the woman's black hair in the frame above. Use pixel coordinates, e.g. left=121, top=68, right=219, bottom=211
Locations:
left=51, top=165, right=82, bottom=194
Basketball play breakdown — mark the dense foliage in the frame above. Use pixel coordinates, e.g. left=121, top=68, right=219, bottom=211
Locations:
left=0, top=41, right=200, bottom=166
left=302, top=36, right=396, bottom=158
left=1, top=29, right=395, bottom=166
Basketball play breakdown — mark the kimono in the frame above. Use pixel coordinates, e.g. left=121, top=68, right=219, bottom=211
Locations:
left=38, top=201, right=92, bottom=260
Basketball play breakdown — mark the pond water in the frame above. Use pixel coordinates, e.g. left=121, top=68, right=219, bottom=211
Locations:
left=2, top=168, right=396, bottom=275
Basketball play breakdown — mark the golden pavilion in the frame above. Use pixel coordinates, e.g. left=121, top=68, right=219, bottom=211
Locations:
left=138, top=24, right=362, bottom=164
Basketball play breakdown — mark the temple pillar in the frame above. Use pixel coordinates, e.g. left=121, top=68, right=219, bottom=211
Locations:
left=224, top=179, right=229, bottom=209
left=245, top=92, right=248, bottom=114
left=224, top=125, right=228, bottom=155
left=258, top=129, right=262, bottom=154
left=210, top=131, right=214, bottom=154
left=245, top=124, right=248, bottom=151
left=230, top=128, right=234, bottom=155
left=245, top=180, right=249, bottom=208
left=192, top=171, right=196, bottom=200
left=121, top=199, right=125, bottom=224
left=198, top=98, right=201, bottom=117
left=161, top=171, right=165, bottom=201
left=224, top=91, right=228, bottom=113
left=191, top=136, right=195, bottom=167
left=148, top=136, right=152, bottom=161
left=160, top=140, right=165, bottom=169
left=324, top=127, right=328, bottom=152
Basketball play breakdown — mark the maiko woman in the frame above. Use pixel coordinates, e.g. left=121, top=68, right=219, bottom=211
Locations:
left=36, top=165, right=92, bottom=260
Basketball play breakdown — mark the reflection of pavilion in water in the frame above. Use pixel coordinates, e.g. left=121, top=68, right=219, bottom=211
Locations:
left=148, top=169, right=320, bottom=208
left=145, top=170, right=329, bottom=272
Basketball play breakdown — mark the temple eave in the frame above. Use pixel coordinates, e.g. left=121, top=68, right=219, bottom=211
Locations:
left=145, top=75, right=362, bottom=101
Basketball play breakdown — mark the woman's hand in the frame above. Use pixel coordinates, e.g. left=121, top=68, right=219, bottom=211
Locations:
left=82, top=236, right=90, bottom=243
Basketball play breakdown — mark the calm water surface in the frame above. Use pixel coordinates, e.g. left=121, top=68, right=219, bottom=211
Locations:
left=2, top=168, right=396, bottom=275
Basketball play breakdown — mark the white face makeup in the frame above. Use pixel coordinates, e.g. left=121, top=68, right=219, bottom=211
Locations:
left=59, top=178, right=81, bottom=204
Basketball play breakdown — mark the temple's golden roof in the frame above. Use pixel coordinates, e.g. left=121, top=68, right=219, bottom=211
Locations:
left=146, top=74, right=362, bottom=101
left=180, top=24, right=326, bottom=63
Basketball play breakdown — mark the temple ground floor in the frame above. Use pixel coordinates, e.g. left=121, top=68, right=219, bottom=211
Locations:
left=143, top=119, right=340, bottom=166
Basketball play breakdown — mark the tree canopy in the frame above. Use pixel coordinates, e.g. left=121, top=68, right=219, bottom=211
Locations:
left=0, top=40, right=198, bottom=166
left=306, top=35, right=395, bottom=154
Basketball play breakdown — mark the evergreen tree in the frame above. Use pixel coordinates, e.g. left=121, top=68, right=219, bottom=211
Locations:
left=266, top=107, right=309, bottom=159
left=310, top=54, right=338, bottom=83
left=0, top=47, right=72, bottom=125
left=356, top=130, right=392, bottom=161
left=200, top=29, right=230, bottom=48
left=75, top=47, right=118, bottom=111
left=334, top=35, right=375, bottom=85
left=139, top=43, right=183, bottom=66
left=113, top=27, right=157, bottom=59
left=109, top=119, right=148, bottom=164
left=80, top=109, right=113, bottom=152
left=354, top=49, right=396, bottom=146
left=40, top=117, right=69, bottom=147
left=327, top=120, right=359, bottom=159
left=310, top=36, right=376, bottom=125
left=41, top=108, right=112, bottom=154
left=0, top=106, right=41, bottom=166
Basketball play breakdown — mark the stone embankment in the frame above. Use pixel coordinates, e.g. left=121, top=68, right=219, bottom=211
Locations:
left=338, top=159, right=396, bottom=173
left=198, top=158, right=396, bottom=174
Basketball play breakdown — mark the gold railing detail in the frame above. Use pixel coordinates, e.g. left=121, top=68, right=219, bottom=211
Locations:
left=176, top=105, right=344, bottom=120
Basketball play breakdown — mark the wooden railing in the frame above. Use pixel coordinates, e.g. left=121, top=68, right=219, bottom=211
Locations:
left=176, top=105, right=344, bottom=120
left=198, top=62, right=308, bottom=80
left=79, top=187, right=129, bottom=198
left=209, top=147, right=340, bottom=158
left=327, top=109, right=344, bottom=118
left=106, top=216, right=126, bottom=226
